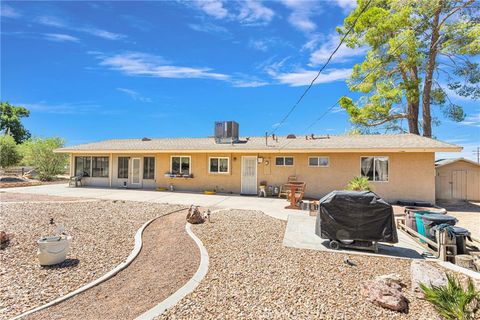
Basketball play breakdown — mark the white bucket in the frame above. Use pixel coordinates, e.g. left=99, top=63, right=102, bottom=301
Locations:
left=37, top=235, right=72, bottom=266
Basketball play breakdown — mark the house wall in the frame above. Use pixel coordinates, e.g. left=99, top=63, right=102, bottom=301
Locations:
left=70, top=151, right=436, bottom=203
left=435, top=161, right=480, bottom=201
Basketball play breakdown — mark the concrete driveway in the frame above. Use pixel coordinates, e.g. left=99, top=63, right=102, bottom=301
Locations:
left=0, top=184, right=302, bottom=221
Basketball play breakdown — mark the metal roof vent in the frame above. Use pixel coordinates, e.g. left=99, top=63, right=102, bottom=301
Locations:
left=141, top=137, right=151, bottom=141
left=286, top=134, right=296, bottom=139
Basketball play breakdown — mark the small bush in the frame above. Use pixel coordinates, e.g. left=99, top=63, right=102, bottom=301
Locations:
left=0, top=134, right=21, bottom=168
left=420, top=274, right=480, bottom=320
left=20, top=137, right=67, bottom=181
left=346, top=176, right=371, bottom=191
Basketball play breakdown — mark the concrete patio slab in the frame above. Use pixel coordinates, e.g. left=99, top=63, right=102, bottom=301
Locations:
left=0, top=184, right=307, bottom=221
left=283, top=214, right=428, bottom=259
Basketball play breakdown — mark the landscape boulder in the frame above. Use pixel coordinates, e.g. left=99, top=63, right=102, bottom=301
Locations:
left=361, top=274, right=408, bottom=312
left=186, top=206, right=205, bottom=224
left=410, top=260, right=447, bottom=298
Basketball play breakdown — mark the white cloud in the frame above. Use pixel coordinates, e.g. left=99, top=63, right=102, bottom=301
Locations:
left=22, top=102, right=102, bottom=115
left=188, top=23, right=231, bottom=36
left=309, top=33, right=366, bottom=66
left=231, top=80, right=269, bottom=88
left=117, top=88, right=152, bottom=102
left=1, top=4, right=21, bottom=18
left=249, top=39, right=269, bottom=51
left=332, top=0, right=357, bottom=12
left=193, top=0, right=229, bottom=19
left=97, top=52, right=230, bottom=80
left=44, top=33, right=80, bottom=43
left=79, top=27, right=125, bottom=40
left=280, top=0, right=321, bottom=32
left=271, top=68, right=352, bottom=87
left=462, top=113, right=480, bottom=127
left=37, top=15, right=66, bottom=28
left=36, top=15, right=125, bottom=41
left=237, top=0, right=274, bottom=25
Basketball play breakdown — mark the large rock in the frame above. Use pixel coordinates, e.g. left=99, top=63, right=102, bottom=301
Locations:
left=411, top=260, right=447, bottom=298
left=361, top=275, right=408, bottom=312
left=186, top=206, right=205, bottom=224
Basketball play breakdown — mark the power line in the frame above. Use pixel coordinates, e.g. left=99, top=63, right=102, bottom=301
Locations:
left=269, top=0, right=373, bottom=135
left=277, top=17, right=434, bottom=150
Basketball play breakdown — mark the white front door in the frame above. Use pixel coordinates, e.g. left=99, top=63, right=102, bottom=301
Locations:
left=241, top=156, right=257, bottom=194
left=131, top=158, right=142, bottom=187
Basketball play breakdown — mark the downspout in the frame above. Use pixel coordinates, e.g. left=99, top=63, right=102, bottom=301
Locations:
left=70, top=154, right=74, bottom=176
left=109, top=153, right=113, bottom=188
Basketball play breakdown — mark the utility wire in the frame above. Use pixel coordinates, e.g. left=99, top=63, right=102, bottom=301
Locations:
left=277, top=17, right=434, bottom=151
left=269, top=0, right=373, bottom=135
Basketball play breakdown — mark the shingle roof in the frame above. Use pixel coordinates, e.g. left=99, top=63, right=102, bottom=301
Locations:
left=57, top=134, right=461, bottom=153
left=435, top=157, right=480, bottom=167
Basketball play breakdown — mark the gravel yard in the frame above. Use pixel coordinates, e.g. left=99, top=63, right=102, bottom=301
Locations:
left=160, top=210, right=443, bottom=320
left=0, top=192, right=82, bottom=202
left=27, top=209, right=199, bottom=320
left=0, top=199, right=185, bottom=319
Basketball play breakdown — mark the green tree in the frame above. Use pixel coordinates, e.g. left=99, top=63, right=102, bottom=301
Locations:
left=339, top=0, right=479, bottom=137
left=20, top=137, right=67, bottom=181
left=0, top=102, right=31, bottom=144
left=0, top=134, right=21, bottom=168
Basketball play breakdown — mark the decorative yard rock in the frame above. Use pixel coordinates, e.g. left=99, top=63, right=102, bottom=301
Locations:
left=186, top=205, right=205, bottom=224
left=0, top=230, right=10, bottom=249
left=410, top=260, right=447, bottom=298
left=361, top=274, right=408, bottom=312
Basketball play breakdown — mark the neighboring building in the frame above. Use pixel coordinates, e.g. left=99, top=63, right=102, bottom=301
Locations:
left=56, top=123, right=461, bottom=204
left=435, top=158, right=480, bottom=201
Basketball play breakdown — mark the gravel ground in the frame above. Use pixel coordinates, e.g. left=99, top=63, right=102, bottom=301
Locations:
left=0, top=192, right=82, bottom=202
left=159, top=210, right=445, bottom=320
left=28, top=209, right=199, bottom=320
left=0, top=200, right=185, bottom=319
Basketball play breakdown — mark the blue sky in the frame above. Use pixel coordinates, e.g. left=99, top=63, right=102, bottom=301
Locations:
left=1, top=0, right=478, bottom=160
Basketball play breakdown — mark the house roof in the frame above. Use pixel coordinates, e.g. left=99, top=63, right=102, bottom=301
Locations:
left=56, top=134, right=462, bottom=154
left=435, top=157, right=480, bottom=168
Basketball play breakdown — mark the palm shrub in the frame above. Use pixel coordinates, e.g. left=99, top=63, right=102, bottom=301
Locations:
left=420, top=274, right=480, bottom=320
left=346, top=176, right=371, bottom=191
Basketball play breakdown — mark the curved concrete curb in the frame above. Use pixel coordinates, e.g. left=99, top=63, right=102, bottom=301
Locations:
left=437, top=261, right=480, bottom=279
left=11, top=207, right=186, bottom=320
left=135, top=211, right=215, bottom=320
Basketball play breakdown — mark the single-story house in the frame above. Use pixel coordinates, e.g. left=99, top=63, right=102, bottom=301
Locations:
left=56, top=126, right=461, bottom=204
left=435, top=158, right=480, bottom=201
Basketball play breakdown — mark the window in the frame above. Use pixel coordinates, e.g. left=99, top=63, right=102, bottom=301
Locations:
left=309, top=157, right=329, bottom=167
left=118, top=157, right=129, bottom=179
left=143, top=157, right=155, bottom=179
left=75, top=156, right=91, bottom=177
left=275, top=156, right=294, bottom=166
left=171, top=156, right=191, bottom=175
left=209, top=157, right=229, bottom=174
left=92, top=157, right=109, bottom=177
left=360, top=156, right=389, bottom=182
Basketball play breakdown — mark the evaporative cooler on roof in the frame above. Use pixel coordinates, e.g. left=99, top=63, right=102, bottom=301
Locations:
left=214, top=121, right=239, bottom=144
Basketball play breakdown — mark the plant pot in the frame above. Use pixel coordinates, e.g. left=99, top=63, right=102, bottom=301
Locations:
left=37, top=235, right=72, bottom=266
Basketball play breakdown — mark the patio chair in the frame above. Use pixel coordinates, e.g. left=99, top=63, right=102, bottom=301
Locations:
left=69, top=174, right=83, bottom=187
left=278, top=176, right=298, bottom=198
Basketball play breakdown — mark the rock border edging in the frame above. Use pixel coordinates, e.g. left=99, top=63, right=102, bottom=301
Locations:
left=10, top=207, right=186, bottom=320
left=135, top=212, right=214, bottom=320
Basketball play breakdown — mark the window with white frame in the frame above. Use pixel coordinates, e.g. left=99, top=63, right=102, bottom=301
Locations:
left=275, top=156, right=294, bottom=166
left=209, top=157, right=229, bottom=173
left=360, top=156, right=389, bottom=181
left=171, top=156, right=191, bottom=175
left=118, top=157, right=129, bottom=179
left=143, top=157, right=155, bottom=179
left=309, top=156, right=329, bottom=167
left=92, top=157, right=109, bottom=177
left=75, top=156, right=91, bottom=177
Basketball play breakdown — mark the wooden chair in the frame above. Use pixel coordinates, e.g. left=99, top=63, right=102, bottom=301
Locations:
left=278, top=176, right=297, bottom=198
left=284, top=181, right=307, bottom=209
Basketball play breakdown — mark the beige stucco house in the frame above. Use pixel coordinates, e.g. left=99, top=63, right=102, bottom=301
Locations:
left=57, top=132, right=461, bottom=204
left=435, top=158, right=480, bottom=201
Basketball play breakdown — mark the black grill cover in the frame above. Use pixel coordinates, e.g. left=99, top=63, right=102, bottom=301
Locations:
left=315, top=190, right=398, bottom=243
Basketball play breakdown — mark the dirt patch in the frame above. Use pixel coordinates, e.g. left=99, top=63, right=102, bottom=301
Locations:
left=27, top=209, right=200, bottom=320
left=0, top=192, right=82, bottom=202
